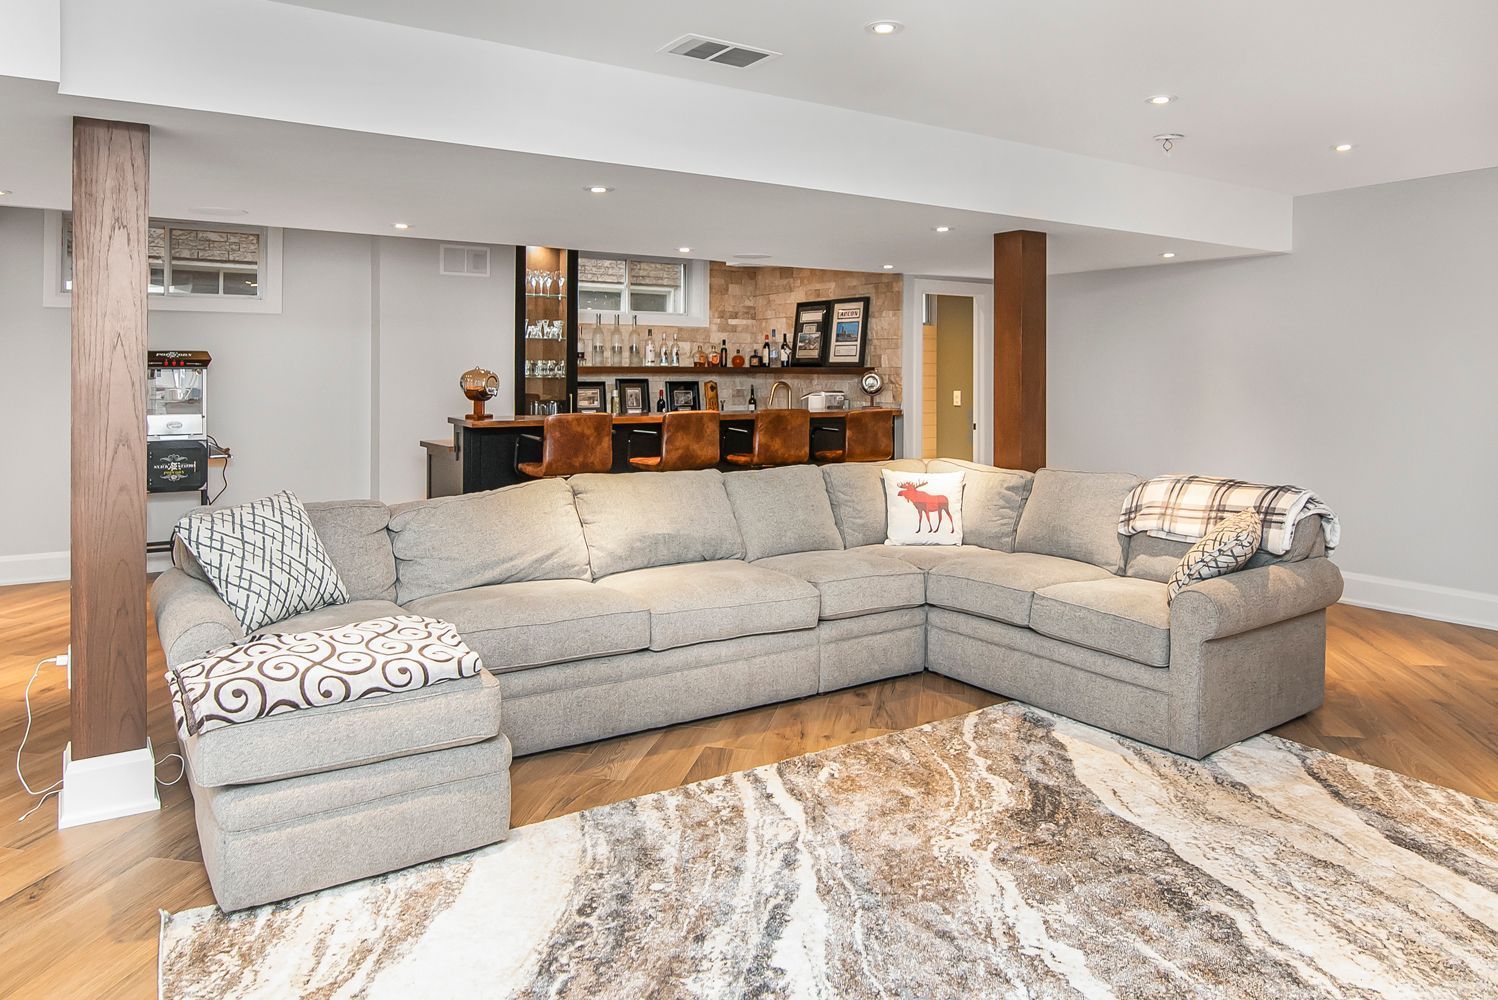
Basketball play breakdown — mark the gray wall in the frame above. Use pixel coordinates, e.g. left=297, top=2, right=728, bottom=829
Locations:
left=0, top=207, right=514, bottom=582
left=1050, top=166, right=1498, bottom=626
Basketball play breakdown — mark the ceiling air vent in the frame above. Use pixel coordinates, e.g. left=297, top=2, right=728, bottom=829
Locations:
left=440, top=244, right=490, bottom=278
left=661, top=34, right=781, bottom=69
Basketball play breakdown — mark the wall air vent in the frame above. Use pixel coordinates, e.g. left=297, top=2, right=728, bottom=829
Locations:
left=440, top=244, right=490, bottom=277
left=661, top=34, right=781, bottom=69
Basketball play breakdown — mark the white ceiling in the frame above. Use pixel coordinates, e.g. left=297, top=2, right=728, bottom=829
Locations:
left=0, top=77, right=1260, bottom=277
left=272, top=0, right=1498, bottom=195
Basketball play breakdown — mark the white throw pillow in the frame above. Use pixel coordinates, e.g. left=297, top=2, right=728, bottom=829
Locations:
left=176, top=490, right=350, bottom=633
left=882, top=470, right=965, bottom=546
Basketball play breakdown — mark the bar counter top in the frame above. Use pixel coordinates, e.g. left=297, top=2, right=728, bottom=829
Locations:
left=448, top=406, right=901, bottom=431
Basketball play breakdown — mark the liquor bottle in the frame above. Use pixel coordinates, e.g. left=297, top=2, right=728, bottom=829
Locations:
left=780, top=331, right=791, bottom=366
left=610, top=387, right=620, bottom=414
left=748, top=385, right=757, bottom=412
left=671, top=334, right=681, bottom=367
left=695, top=343, right=708, bottom=367
left=709, top=344, right=721, bottom=366
left=731, top=348, right=745, bottom=368
left=611, top=315, right=623, bottom=364
left=591, top=317, right=604, bottom=366
left=762, top=335, right=773, bottom=366
left=628, top=318, right=640, bottom=365
left=644, top=329, right=656, bottom=366
left=656, top=388, right=667, bottom=412
left=720, top=339, right=729, bottom=367
left=749, top=345, right=761, bottom=367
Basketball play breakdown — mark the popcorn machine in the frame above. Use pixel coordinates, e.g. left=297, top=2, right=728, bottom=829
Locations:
left=146, top=350, right=211, bottom=494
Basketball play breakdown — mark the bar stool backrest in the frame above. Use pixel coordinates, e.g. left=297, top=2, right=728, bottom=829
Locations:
left=843, top=409, right=895, bottom=463
left=542, top=412, right=614, bottom=476
left=753, top=408, right=811, bottom=466
left=659, top=411, right=721, bottom=471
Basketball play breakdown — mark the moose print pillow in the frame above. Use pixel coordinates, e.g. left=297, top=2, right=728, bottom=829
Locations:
left=881, top=470, right=966, bottom=546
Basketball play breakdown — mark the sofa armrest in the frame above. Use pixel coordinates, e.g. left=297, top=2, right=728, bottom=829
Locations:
left=151, top=568, right=245, bottom=668
left=1171, top=557, right=1344, bottom=642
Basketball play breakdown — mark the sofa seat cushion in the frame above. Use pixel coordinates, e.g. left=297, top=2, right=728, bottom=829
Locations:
left=753, top=550, right=925, bottom=620
left=1030, top=577, right=1172, bottom=668
left=182, top=670, right=503, bottom=788
left=264, top=599, right=407, bottom=634
left=403, top=580, right=650, bottom=673
left=847, top=543, right=1002, bottom=572
left=925, top=552, right=1115, bottom=627
left=596, top=560, right=820, bottom=651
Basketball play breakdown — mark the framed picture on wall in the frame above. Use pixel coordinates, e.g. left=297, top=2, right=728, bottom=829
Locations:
left=792, top=300, right=831, bottom=366
left=665, top=380, right=701, bottom=412
left=825, top=296, right=871, bottom=366
left=575, top=380, right=606, bottom=413
left=615, top=377, right=650, bottom=415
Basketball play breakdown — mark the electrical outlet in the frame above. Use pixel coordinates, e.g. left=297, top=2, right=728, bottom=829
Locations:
left=61, top=645, right=71, bottom=689
left=952, top=389, right=962, bottom=406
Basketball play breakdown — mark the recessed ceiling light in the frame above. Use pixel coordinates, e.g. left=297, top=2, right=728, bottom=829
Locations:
left=677, top=246, right=693, bottom=254
left=393, top=222, right=411, bottom=230
left=0, top=190, right=10, bottom=196
left=1146, top=94, right=1176, bottom=106
left=1332, top=143, right=1355, bottom=153
left=882, top=263, right=895, bottom=270
left=587, top=185, right=613, bottom=194
left=932, top=225, right=952, bottom=233
left=1159, top=252, right=1177, bottom=259
left=866, top=20, right=903, bottom=35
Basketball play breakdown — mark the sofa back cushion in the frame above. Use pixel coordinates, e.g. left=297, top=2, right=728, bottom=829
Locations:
left=723, top=465, right=843, bottom=561
left=173, top=498, right=398, bottom=604
left=822, top=459, right=926, bottom=549
left=1126, top=514, right=1327, bottom=583
left=925, top=459, right=1033, bottom=552
left=387, top=479, right=590, bottom=604
left=570, top=468, right=744, bottom=578
left=1015, top=468, right=1143, bottom=574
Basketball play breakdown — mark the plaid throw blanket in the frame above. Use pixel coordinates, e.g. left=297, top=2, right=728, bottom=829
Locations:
left=1118, top=475, right=1339, bottom=556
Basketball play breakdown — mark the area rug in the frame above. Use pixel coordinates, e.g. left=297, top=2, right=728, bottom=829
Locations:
left=159, top=703, right=1498, bottom=998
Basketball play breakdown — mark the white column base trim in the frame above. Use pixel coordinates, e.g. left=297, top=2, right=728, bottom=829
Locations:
left=57, top=739, right=161, bottom=830
left=1340, top=572, right=1498, bottom=633
left=0, top=550, right=70, bottom=586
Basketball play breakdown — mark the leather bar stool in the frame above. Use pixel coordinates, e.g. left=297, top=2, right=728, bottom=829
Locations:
left=517, top=412, right=614, bottom=478
left=814, top=409, right=895, bottom=464
left=627, top=411, right=721, bottom=471
left=723, top=408, right=811, bottom=468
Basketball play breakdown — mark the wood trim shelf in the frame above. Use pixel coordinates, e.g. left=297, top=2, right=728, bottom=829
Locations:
left=577, top=365, right=874, bottom=376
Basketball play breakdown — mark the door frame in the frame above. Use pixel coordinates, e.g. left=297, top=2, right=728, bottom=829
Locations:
left=901, top=276, right=994, bottom=464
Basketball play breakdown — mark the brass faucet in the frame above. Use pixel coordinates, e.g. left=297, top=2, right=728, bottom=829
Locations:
left=768, top=380, right=792, bottom=409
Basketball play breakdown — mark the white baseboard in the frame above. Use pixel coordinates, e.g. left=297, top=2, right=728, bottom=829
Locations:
left=0, top=550, right=70, bottom=586
left=1340, top=571, right=1498, bottom=632
left=57, top=739, right=161, bottom=829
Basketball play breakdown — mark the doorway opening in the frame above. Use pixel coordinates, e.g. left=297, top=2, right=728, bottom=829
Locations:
left=904, top=278, right=992, bottom=463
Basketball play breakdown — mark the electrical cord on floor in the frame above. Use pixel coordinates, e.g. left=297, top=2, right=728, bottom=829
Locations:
left=207, top=434, right=230, bottom=505
left=156, top=752, right=186, bottom=787
left=17, top=656, right=63, bottom=823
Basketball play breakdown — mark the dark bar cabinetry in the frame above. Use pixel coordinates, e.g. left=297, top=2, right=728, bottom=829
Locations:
left=515, top=246, right=579, bottom=416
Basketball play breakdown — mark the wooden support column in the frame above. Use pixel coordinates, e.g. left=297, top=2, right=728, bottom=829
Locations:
left=70, top=118, right=150, bottom=761
left=993, top=230, right=1046, bottom=471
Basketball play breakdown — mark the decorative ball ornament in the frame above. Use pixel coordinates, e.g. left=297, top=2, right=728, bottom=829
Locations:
left=460, top=366, right=499, bottom=420
left=860, top=370, right=884, bottom=407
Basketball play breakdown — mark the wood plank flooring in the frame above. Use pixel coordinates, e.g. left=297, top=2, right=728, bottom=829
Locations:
left=1, top=580, right=1494, bottom=998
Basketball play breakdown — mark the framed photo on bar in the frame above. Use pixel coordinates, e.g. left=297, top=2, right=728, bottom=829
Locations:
left=792, top=300, right=831, bottom=366
left=825, top=296, right=871, bottom=366
left=575, top=380, right=606, bottom=413
left=665, top=380, right=701, bottom=412
left=615, top=377, right=650, bottom=415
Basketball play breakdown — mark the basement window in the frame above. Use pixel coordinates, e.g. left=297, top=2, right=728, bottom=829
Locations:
left=44, top=211, right=283, bottom=313
left=578, top=252, right=709, bottom=328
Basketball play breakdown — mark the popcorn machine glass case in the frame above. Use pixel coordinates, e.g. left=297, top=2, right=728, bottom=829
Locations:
left=146, top=350, right=211, bottom=493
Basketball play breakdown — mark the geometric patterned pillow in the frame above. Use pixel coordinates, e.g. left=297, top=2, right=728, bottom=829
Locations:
left=1166, top=508, right=1263, bottom=603
left=175, top=490, right=349, bottom=632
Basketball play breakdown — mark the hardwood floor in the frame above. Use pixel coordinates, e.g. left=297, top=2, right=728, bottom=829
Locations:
left=1, top=581, right=1495, bottom=998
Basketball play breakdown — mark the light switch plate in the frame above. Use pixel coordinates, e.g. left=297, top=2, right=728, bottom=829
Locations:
left=952, top=389, right=962, bottom=406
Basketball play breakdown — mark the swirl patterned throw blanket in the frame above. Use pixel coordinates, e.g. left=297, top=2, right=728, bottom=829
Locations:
left=164, top=615, right=484, bottom=737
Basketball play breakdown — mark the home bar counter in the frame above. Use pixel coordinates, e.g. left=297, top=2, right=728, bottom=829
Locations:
left=422, top=407, right=903, bottom=497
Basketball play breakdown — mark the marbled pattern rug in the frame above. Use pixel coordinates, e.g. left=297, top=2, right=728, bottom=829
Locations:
left=159, top=704, right=1498, bottom=999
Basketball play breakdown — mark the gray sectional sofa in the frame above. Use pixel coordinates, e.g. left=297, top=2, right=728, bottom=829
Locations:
left=156, top=458, right=1343, bottom=763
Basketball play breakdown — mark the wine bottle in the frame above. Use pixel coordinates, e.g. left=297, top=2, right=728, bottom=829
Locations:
left=762, top=335, right=773, bottom=366
left=720, top=339, right=729, bottom=368
left=749, top=346, right=761, bottom=368
left=780, top=331, right=791, bottom=366
left=748, top=385, right=757, bottom=412
left=656, top=388, right=667, bottom=412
